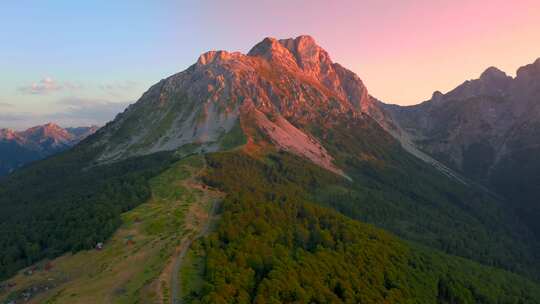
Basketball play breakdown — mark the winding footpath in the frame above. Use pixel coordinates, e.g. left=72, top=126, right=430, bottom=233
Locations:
left=166, top=157, right=222, bottom=304
left=170, top=197, right=219, bottom=304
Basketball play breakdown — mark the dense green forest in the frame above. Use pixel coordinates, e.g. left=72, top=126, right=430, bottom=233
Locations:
left=180, top=151, right=540, bottom=303
left=0, top=144, right=178, bottom=280
left=306, top=118, right=540, bottom=279
left=1, top=112, right=539, bottom=303
left=491, top=141, right=540, bottom=239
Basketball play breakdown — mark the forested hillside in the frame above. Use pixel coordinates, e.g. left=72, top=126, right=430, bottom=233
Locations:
left=308, top=119, right=540, bottom=279
left=0, top=144, right=179, bottom=280
left=240, top=106, right=540, bottom=280
left=180, top=151, right=540, bottom=303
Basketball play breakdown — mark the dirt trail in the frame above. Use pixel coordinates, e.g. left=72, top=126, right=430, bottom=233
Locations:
left=170, top=197, right=219, bottom=304
left=163, top=157, right=221, bottom=304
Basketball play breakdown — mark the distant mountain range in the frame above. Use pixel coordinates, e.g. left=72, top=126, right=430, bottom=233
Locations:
left=0, top=123, right=98, bottom=176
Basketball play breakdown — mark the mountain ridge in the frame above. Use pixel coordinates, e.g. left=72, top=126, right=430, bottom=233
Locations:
left=374, top=57, right=540, bottom=237
left=0, top=123, right=98, bottom=176
left=376, top=58, right=540, bottom=166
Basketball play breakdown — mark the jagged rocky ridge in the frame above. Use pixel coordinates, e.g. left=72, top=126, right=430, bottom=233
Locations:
left=92, top=36, right=383, bottom=176
left=377, top=58, right=540, bottom=236
left=380, top=60, right=540, bottom=177
left=92, top=35, right=465, bottom=183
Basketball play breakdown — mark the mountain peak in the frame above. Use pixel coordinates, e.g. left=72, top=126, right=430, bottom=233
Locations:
left=43, top=122, right=66, bottom=132
left=247, top=35, right=365, bottom=106
left=248, top=35, right=319, bottom=56
left=283, top=34, right=316, bottom=44
left=277, top=35, right=319, bottom=55
left=431, top=90, right=444, bottom=102
left=196, top=50, right=243, bottom=66
left=247, top=37, right=297, bottom=66
left=278, top=35, right=333, bottom=70
left=442, top=66, right=511, bottom=100
left=516, top=57, right=540, bottom=83
left=247, top=36, right=279, bottom=53
left=0, top=128, right=17, bottom=140
left=248, top=35, right=333, bottom=72
left=480, top=66, right=508, bottom=81
left=22, top=123, right=72, bottom=145
left=29, top=122, right=65, bottom=133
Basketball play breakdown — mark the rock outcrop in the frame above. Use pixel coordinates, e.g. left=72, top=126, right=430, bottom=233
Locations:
left=374, top=58, right=540, bottom=235
left=92, top=35, right=382, bottom=177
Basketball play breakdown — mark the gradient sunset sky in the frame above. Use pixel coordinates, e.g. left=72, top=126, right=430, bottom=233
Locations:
left=1, top=0, right=540, bottom=129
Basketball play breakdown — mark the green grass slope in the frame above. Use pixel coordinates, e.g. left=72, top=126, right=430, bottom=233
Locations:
left=0, top=156, right=215, bottom=303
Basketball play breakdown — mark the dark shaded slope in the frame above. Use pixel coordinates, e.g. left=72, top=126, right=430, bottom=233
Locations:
left=380, top=59, right=540, bottom=240
left=273, top=99, right=540, bottom=279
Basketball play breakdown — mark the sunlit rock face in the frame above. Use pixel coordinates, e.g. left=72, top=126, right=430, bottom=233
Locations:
left=92, top=35, right=384, bottom=176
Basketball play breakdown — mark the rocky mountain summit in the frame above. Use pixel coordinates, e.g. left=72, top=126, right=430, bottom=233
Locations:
left=92, top=35, right=383, bottom=176
left=0, top=123, right=98, bottom=175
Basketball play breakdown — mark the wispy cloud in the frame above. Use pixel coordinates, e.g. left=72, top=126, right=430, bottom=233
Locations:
left=18, top=77, right=84, bottom=95
left=18, top=77, right=137, bottom=97
left=7, top=78, right=137, bottom=128
left=55, top=97, right=131, bottom=122
left=18, top=77, right=62, bottom=95
left=0, top=97, right=131, bottom=129
left=0, top=112, right=28, bottom=122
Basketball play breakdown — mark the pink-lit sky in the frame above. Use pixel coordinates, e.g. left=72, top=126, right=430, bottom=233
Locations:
left=1, top=0, right=540, bottom=128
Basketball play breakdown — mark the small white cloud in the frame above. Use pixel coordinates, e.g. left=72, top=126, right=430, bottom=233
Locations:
left=18, top=77, right=84, bottom=95
left=18, top=77, right=62, bottom=95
